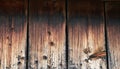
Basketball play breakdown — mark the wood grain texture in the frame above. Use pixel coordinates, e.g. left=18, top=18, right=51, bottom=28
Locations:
left=66, top=0, right=120, bottom=1
left=29, top=0, right=66, bottom=69
left=104, top=0, right=120, bottom=1
left=68, top=1, right=107, bottom=69
left=106, top=2, right=120, bottom=69
left=0, top=0, right=27, bottom=69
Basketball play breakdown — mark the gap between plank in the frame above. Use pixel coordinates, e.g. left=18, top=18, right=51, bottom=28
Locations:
left=26, top=0, right=29, bottom=69
left=65, top=0, right=69, bottom=69
left=104, top=1, right=109, bottom=69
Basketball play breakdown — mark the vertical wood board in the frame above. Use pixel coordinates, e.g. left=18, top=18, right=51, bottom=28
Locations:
left=29, top=0, right=66, bottom=69
left=0, top=0, right=27, bottom=69
left=68, top=1, right=107, bottom=69
left=106, top=2, right=120, bottom=69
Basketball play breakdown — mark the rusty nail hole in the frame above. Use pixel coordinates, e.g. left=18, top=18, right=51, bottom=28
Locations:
left=80, top=63, right=82, bottom=66
left=48, top=31, right=51, bottom=35
left=9, top=43, right=12, bottom=46
left=85, top=59, right=89, bottom=63
left=47, top=65, right=51, bottom=69
left=35, top=60, right=38, bottom=64
left=17, top=61, right=22, bottom=65
left=59, top=63, right=62, bottom=66
left=49, top=42, right=55, bottom=46
left=7, top=37, right=9, bottom=39
left=100, top=66, right=102, bottom=69
left=83, top=48, right=91, bottom=54
left=43, top=56, right=47, bottom=60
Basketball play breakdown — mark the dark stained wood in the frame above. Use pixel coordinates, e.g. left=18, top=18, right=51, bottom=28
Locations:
left=104, top=0, right=120, bottom=1
left=65, top=0, right=120, bottom=1
left=106, top=2, right=120, bottom=69
left=0, top=0, right=27, bottom=69
left=0, top=0, right=27, bottom=15
left=29, top=0, right=66, bottom=69
left=0, top=0, right=120, bottom=69
left=68, top=1, right=107, bottom=69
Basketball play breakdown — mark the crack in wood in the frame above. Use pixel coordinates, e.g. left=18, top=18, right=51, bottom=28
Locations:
left=26, top=0, right=29, bottom=69
left=104, top=1, right=110, bottom=69
left=88, top=51, right=106, bottom=60
left=65, top=0, right=69, bottom=69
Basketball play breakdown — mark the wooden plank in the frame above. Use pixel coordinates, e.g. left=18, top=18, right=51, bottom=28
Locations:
left=29, top=0, right=66, bottom=69
left=104, top=0, right=120, bottom=1
left=0, top=0, right=27, bottom=69
left=68, top=1, right=107, bottom=69
left=106, top=2, right=120, bottom=69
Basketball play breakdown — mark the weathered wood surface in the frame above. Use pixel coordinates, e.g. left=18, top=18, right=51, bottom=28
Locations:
left=68, top=1, right=107, bottom=69
left=106, top=2, right=120, bottom=69
left=104, top=0, right=120, bottom=1
left=0, top=0, right=27, bottom=69
left=0, top=0, right=120, bottom=69
left=29, top=0, right=66, bottom=69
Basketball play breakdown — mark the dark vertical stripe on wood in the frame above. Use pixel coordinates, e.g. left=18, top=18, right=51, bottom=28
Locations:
left=104, top=2, right=109, bottom=69
left=65, top=0, right=69, bottom=68
left=68, top=1, right=107, bottom=69
left=29, top=0, right=66, bottom=69
left=105, top=2, right=120, bottom=69
left=0, top=0, right=27, bottom=69
left=26, top=0, right=29, bottom=68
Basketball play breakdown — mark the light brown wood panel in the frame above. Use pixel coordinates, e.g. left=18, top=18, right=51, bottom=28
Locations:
left=68, top=1, right=107, bottom=69
left=29, top=0, right=66, bottom=69
left=106, top=2, right=120, bottom=69
left=0, top=0, right=27, bottom=69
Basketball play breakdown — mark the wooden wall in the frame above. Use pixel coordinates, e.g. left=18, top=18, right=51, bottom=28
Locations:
left=0, top=0, right=27, bottom=69
left=0, top=0, right=120, bottom=69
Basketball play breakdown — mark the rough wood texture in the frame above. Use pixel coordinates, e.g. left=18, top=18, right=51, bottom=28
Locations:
left=104, top=0, right=120, bottom=1
left=29, top=0, right=66, bottom=69
left=106, top=2, right=120, bottom=69
left=68, top=1, right=107, bottom=69
left=0, top=0, right=27, bottom=69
